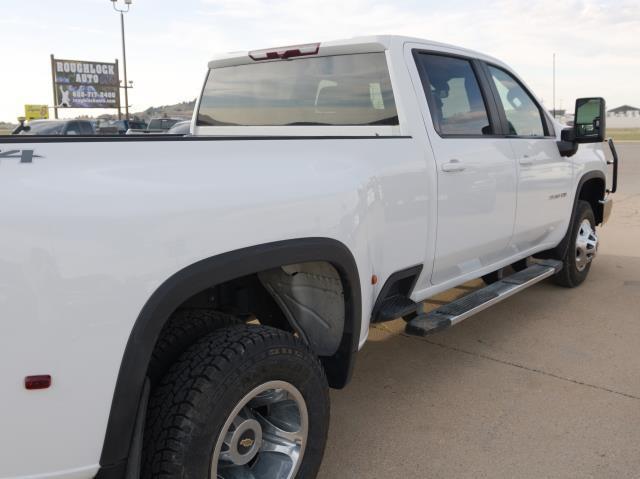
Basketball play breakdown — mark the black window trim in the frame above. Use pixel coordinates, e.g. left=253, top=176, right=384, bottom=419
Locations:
left=411, top=48, right=507, bottom=139
left=481, top=61, right=556, bottom=139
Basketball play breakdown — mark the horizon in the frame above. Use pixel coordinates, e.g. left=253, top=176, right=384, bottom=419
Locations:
left=0, top=0, right=638, bottom=123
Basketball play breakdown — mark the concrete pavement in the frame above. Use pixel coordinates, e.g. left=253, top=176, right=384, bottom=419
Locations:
left=318, top=143, right=640, bottom=479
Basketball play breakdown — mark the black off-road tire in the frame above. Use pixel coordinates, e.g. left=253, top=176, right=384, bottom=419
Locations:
left=142, top=324, right=330, bottom=479
left=147, top=309, right=239, bottom=382
left=553, top=200, right=596, bottom=288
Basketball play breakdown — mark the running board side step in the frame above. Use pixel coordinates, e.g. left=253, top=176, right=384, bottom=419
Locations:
left=405, top=260, right=562, bottom=337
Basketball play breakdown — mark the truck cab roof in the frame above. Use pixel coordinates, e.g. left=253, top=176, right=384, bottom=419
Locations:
left=208, top=35, right=507, bottom=70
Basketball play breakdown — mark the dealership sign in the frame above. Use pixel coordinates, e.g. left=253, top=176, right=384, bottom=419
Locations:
left=51, top=57, right=120, bottom=109
left=24, top=104, right=49, bottom=121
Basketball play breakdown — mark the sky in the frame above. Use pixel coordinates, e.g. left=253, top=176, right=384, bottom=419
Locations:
left=0, top=0, right=638, bottom=122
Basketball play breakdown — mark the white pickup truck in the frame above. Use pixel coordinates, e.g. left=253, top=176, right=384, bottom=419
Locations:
left=0, top=35, right=618, bottom=479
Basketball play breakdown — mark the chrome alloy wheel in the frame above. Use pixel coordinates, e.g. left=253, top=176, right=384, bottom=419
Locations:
left=575, top=219, right=598, bottom=272
left=211, top=381, right=308, bottom=479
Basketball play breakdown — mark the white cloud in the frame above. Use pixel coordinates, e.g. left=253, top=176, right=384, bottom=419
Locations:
left=190, top=0, right=639, bottom=111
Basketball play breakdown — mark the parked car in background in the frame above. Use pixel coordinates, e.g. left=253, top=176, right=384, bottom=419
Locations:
left=126, top=118, right=184, bottom=134
left=166, top=120, right=191, bottom=134
left=15, top=119, right=94, bottom=135
left=96, top=119, right=148, bottom=135
left=147, top=117, right=182, bottom=132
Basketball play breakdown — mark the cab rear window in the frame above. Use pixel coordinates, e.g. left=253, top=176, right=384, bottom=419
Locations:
left=197, top=52, right=398, bottom=127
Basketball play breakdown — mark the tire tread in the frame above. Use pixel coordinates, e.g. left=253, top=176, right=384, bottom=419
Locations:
left=553, top=200, right=595, bottom=288
left=142, top=324, right=328, bottom=479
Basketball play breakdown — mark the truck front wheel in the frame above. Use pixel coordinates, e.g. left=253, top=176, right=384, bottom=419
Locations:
left=142, top=324, right=330, bottom=479
left=553, top=200, right=598, bottom=288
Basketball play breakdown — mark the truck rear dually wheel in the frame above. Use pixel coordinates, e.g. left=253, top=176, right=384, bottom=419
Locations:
left=553, top=200, right=598, bottom=288
left=147, top=309, right=239, bottom=382
left=142, top=324, right=330, bottom=479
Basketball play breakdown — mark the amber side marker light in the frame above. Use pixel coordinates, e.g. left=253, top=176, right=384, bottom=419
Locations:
left=25, top=375, right=51, bottom=390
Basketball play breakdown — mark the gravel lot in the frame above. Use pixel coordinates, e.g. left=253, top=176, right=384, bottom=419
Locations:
left=319, top=143, right=640, bottom=479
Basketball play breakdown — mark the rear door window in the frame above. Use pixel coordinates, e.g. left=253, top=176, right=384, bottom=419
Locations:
left=197, top=53, right=398, bottom=127
left=415, top=53, right=492, bottom=136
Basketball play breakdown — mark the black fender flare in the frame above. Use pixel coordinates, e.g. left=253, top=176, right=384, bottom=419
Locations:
left=540, top=170, right=606, bottom=260
left=97, top=237, right=361, bottom=475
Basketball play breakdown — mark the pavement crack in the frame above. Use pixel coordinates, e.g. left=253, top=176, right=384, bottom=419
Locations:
left=400, top=333, right=640, bottom=401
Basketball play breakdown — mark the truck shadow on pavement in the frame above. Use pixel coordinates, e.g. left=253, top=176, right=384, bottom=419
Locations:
left=318, top=253, right=640, bottom=479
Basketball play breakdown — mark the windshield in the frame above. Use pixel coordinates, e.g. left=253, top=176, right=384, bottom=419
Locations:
left=168, top=121, right=191, bottom=134
left=148, top=119, right=179, bottom=130
left=21, top=121, right=66, bottom=135
left=197, top=52, right=398, bottom=127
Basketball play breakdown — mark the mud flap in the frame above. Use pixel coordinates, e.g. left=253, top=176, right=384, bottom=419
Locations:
left=258, top=262, right=344, bottom=356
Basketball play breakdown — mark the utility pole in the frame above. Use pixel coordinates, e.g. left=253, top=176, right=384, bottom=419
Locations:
left=115, top=59, right=122, bottom=120
left=110, top=0, right=132, bottom=121
left=552, top=53, right=556, bottom=119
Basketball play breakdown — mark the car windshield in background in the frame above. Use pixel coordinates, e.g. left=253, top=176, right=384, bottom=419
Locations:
left=167, top=121, right=191, bottom=134
left=197, top=52, right=398, bottom=127
left=20, top=121, right=66, bottom=135
left=148, top=119, right=180, bottom=130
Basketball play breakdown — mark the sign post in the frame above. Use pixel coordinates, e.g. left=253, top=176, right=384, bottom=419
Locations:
left=50, top=56, right=121, bottom=111
left=50, top=54, right=58, bottom=119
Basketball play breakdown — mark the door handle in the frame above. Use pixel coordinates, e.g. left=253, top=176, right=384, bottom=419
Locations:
left=441, top=159, right=466, bottom=173
left=519, top=155, right=533, bottom=167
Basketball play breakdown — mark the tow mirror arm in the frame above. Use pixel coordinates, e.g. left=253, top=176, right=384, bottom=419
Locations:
left=557, top=128, right=578, bottom=157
